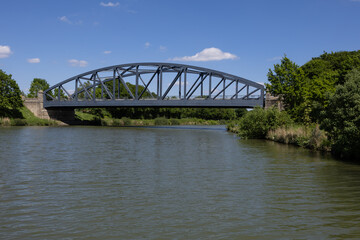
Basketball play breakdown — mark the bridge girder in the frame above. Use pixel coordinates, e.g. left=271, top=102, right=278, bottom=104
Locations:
left=43, top=62, right=264, bottom=108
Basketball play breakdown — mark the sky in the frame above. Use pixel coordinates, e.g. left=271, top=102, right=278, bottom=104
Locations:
left=0, top=0, right=359, bottom=92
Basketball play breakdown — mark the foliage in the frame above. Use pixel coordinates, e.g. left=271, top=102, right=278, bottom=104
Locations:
left=106, top=107, right=238, bottom=120
left=169, top=118, right=180, bottom=125
left=265, top=56, right=306, bottom=121
left=234, top=107, right=293, bottom=139
left=28, top=78, right=50, bottom=98
left=267, top=124, right=330, bottom=151
left=320, top=69, right=360, bottom=159
left=0, top=69, right=23, bottom=115
left=154, top=117, right=169, bottom=125
left=301, top=50, right=360, bottom=121
left=266, top=51, right=360, bottom=123
left=121, top=117, right=132, bottom=126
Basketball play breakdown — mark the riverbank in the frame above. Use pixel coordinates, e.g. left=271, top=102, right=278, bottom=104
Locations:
left=0, top=107, right=60, bottom=126
left=75, top=110, right=227, bottom=126
left=227, top=123, right=331, bottom=152
left=226, top=107, right=332, bottom=153
left=0, top=106, right=228, bottom=127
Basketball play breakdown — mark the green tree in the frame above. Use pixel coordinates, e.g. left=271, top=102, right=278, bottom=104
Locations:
left=265, top=56, right=306, bottom=121
left=235, top=106, right=292, bottom=139
left=0, top=70, right=23, bottom=116
left=28, top=78, right=50, bottom=98
left=320, top=68, right=360, bottom=160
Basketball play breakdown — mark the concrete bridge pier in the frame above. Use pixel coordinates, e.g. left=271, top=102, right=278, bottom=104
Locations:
left=23, top=91, right=76, bottom=124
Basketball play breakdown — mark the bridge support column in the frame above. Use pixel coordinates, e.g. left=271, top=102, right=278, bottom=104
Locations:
left=23, top=91, right=76, bottom=124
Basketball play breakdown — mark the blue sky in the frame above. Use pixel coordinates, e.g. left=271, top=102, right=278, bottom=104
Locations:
left=0, top=0, right=359, bottom=92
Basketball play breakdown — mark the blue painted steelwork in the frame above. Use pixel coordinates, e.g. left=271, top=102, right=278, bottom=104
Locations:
left=43, top=63, right=264, bottom=108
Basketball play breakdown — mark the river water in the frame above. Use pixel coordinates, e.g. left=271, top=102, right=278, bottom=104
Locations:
left=1, top=126, right=360, bottom=239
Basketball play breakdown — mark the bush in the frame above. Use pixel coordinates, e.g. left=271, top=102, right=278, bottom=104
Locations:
left=267, top=124, right=330, bottom=151
left=112, top=119, right=122, bottom=126
left=235, top=106, right=293, bottom=139
left=121, top=117, right=132, bottom=126
left=154, top=117, right=169, bottom=125
left=11, top=118, right=27, bottom=126
left=169, top=118, right=180, bottom=125
left=321, top=68, right=360, bottom=159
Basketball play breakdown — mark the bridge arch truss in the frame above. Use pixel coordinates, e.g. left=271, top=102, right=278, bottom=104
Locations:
left=44, top=62, right=264, bottom=108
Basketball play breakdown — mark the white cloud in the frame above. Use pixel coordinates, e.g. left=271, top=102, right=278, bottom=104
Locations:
left=0, top=45, right=12, bottom=58
left=59, top=16, right=82, bottom=25
left=68, top=59, right=88, bottom=67
left=103, top=50, right=112, bottom=54
left=59, top=16, right=72, bottom=24
left=27, top=58, right=40, bottom=63
left=145, top=42, right=151, bottom=48
left=159, top=45, right=167, bottom=52
left=100, top=2, right=120, bottom=7
left=171, top=47, right=238, bottom=62
left=267, top=56, right=282, bottom=61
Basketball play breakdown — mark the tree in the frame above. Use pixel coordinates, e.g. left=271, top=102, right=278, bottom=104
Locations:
left=320, top=68, right=360, bottom=160
left=28, top=78, right=50, bottom=98
left=0, top=69, right=23, bottom=114
left=265, top=56, right=306, bottom=121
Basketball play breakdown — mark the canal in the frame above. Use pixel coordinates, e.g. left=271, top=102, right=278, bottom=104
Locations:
left=1, top=126, right=360, bottom=239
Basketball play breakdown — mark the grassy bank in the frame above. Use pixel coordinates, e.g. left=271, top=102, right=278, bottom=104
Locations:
left=0, top=107, right=59, bottom=126
left=266, top=125, right=331, bottom=151
left=226, top=107, right=331, bottom=152
left=228, top=122, right=331, bottom=152
left=75, top=110, right=227, bottom=126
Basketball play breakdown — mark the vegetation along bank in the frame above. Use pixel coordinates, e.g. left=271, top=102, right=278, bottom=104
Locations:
left=228, top=50, right=360, bottom=161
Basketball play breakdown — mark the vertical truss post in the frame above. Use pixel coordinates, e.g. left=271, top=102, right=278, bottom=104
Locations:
left=246, top=85, right=249, bottom=99
left=157, top=70, right=160, bottom=100
left=135, top=65, right=139, bottom=100
left=58, top=86, right=60, bottom=100
left=101, top=79, right=104, bottom=99
left=201, top=75, right=204, bottom=97
left=93, top=74, right=96, bottom=101
left=183, top=68, right=187, bottom=100
left=208, top=73, right=212, bottom=99
left=117, top=71, right=120, bottom=99
left=179, top=71, right=182, bottom=99
left=113, top=69, right=116, bottom=100
left=160, top=66, right=163, bottom=99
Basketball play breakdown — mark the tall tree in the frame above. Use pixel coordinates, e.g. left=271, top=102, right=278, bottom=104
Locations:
left=265, top=56, right=306, bottom=121
left=0, top=69, right=23, bottom=113
left=28, top=78, right=50, bottom=98
left=320, top=68, right=360, bottom=160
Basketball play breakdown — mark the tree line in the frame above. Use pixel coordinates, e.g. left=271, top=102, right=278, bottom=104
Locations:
left=265, top=50, right=360, bottom=159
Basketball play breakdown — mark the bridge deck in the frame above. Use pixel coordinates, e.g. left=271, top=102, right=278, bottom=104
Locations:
left=44, top=98, right=263, bottom=108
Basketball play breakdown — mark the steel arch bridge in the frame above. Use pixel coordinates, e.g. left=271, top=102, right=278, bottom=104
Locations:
left=43, top=62, right=264, bottom=108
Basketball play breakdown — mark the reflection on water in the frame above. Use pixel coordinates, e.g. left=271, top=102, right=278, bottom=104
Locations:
left=1, top=126, right=360, bottom=239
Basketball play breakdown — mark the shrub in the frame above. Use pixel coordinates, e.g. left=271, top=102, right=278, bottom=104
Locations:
left=121, top=117, right=132, bottom=126
left=267, top=124, right=329, bottom=151
left=112, top=119, right=122, bottom=126
left=154, top=117, right=169, bottom=125
left=169, top=118, right=180, bottom=125
left=236, top=106, right=292, bottom=139
left=11, top=118, right=27, bottom=126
